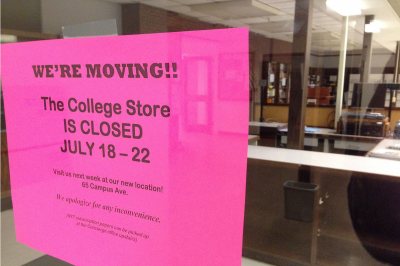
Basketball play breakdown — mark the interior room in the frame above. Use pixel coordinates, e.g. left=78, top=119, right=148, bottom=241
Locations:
left=2, top=0, right=400, bottom=265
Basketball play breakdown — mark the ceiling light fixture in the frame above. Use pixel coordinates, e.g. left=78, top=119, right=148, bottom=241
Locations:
left=326, top=0, right=362, bottom=16
left=365, top=21, right=381, bottom=33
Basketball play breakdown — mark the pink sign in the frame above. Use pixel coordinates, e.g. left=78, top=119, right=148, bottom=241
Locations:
left=2, top=28, right=249, bottom=265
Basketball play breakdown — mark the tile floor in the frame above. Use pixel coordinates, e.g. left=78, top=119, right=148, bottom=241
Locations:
left=1, top=210, right=273, bottom=266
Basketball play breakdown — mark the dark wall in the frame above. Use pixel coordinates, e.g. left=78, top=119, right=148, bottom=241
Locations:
left=2, top=0, right=42, bottom=32
left=271, top=39, right=293, bottom=64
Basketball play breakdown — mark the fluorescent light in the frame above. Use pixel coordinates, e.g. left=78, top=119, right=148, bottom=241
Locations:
left=0, top=34, right=17, bottom=43
left=326, top=0, right=362, bottom=16
left=365, top=21, right=381, bottom=33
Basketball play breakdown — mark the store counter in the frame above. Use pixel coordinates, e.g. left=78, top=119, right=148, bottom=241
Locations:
left=249, top=121, right=287, bottom=147
left=244, top=145, right=400, bottom=265
left=249, top=122, right=384, bottom=155
left=247, top=145, right=400, bottom=178
left=276, top=127, right=383, bottom=154
left=248, top=135, right=259, bottom=145
left=249, top=121, right=288, bottom=129
left=367, top=139, right=400, bottom=161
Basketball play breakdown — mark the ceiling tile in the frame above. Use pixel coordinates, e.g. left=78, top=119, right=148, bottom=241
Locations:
left=163, top=5, right=191, bottom=13
left=190, top=0, right=280, bottom=20
left=113, top=0, right=400, bottom=52
left=172, top=0, right=216, bottom=4
left=239, top=16, right=269, bottom=24
left=221, top=19, right=248, bottom=27
left=279, top=7, right=295, bottom=14
left=268, top=14, right=293, bottom=21
left=145, top=0, right=180, bottom=7
left=200, top=15, right=224, bottom=22
left=267, top=1, right=294, bottom=9
left=250, top=20, right=294, bottom=33
left=256, top=0, right=290, bottom=4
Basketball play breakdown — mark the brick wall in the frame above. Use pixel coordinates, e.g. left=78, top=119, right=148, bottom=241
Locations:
left=140, top=4, right=168, bottom=33
left=121, top=3, right=293, bottom=119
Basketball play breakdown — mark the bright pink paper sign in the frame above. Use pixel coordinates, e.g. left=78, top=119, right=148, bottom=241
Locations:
left=2, top=28, right=249, bottom=266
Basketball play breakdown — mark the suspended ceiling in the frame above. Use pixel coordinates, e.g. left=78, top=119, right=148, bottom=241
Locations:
left=99, top=0, right=400, bottom=53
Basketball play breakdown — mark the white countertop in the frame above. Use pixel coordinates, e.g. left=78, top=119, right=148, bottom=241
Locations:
left=278, top=127, right=336, bottom=134
left=249, top=121, right=287, bottom=128
left=368, top=139, right=400, bottom=161
left=248, top=135, right=260, bottom=140
left=248, top=145, right=400, bottom=178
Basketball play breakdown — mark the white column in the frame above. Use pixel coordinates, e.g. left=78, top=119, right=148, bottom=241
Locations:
left=334, top=16, right=349, bottom=129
